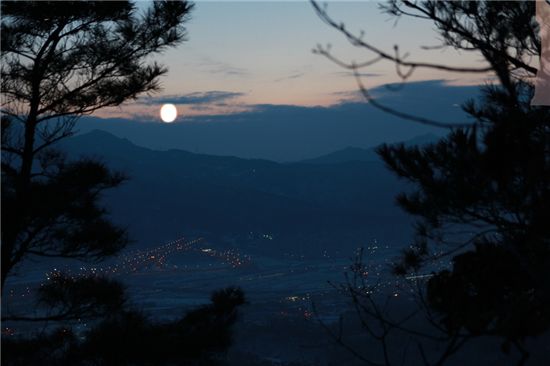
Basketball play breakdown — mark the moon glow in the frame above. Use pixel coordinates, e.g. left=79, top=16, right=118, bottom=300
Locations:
left=160, top=104, right=177, bottom=123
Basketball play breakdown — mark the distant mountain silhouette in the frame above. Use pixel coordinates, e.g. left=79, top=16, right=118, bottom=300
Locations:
left=73, top=80, right=476, bottom=161
left=58, top=130, right=417, bottom=256
left=301, top=133, right=439, bottom=164
left=301, top=146, right=380, bottom=165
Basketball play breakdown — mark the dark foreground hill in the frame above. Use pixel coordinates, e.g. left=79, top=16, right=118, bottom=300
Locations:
left=59, top=130, right=414, bottom=256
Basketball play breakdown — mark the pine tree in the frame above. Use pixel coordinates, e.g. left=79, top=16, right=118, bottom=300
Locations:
left=313, top=1, right=549, bottom=363
left=1, top=0, right=192, bottom=289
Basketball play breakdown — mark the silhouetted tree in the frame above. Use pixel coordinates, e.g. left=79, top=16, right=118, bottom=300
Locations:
left=1, top=0, right=194, bottom=349
left=2, top=287, right=246, bottom=366
left=313, top=1, right=549, bottom=364
left=2, top=273, right=127, bottom=323
left=2, top=3, right=247, bottom=365
left=1, top=0, right=192, bottom=292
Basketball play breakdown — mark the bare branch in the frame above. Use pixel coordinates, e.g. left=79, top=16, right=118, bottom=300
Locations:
left=311, top=1, right=495, bottom=74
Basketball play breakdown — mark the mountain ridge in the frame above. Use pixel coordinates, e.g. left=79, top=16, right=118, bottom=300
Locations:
left=300, top=133, right=439, bottom=164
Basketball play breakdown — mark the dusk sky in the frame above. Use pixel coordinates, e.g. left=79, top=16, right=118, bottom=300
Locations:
left=98, top=1, right=490, bottom=121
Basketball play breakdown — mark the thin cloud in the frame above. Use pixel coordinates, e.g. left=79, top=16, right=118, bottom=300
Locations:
left=331, top=89, right=364, bottom=103
left=199, top=57, right=249, bottom=77
left=274, top=72, right=305, bottom=82
left=333, top=71, right=382, bottom=78
left=207, top=65, right=249, bottom=76
left=139, top=91, right=246, bottom=105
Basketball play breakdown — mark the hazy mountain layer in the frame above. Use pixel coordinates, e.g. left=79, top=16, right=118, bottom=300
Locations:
left=59, top=130, right=415, bottom=256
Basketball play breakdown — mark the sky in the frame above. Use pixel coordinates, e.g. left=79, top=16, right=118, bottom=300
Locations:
left=97, top=1, right=490, bottom=121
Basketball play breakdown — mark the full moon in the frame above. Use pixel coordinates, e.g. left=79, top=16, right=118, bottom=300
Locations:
left=160, top=104, right=177, bottom=123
